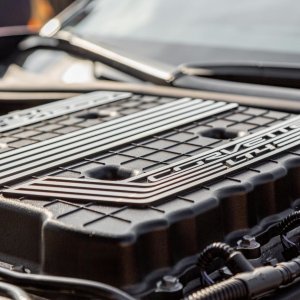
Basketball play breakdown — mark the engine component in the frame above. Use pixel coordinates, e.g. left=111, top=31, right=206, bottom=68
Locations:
left=0, top=90, right=299, bottom=296
left=186, top=256, right=300, bottom=300
left=236, top=236, right=261, bottom=259
left=198, top=242, right=254, bottom=276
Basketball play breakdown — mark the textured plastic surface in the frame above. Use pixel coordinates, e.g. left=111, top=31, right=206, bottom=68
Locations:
left=0, top=91, right=299, bottom=294
left=6, top=116, right=300, bottom=206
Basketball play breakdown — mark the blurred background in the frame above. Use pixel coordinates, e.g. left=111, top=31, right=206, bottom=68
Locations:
left=1, top=0, right=300, bottom=115
left=0, top=0, right=74, bottom=28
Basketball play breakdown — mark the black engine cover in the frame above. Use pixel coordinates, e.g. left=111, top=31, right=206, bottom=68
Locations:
left=0, top=91, right=299, bottom=294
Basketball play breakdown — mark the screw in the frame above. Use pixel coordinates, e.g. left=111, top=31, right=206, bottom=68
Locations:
left=161, top=276, right=179, bottom=288
left=241, top=235, right=256, bottom=246
left=237, top=235, right=261, bottom=259
left=156, top=275, right=183, bottom=293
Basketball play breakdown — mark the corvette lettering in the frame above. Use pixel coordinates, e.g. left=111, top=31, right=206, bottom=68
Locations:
left=4, top=116, right=300, bottom=206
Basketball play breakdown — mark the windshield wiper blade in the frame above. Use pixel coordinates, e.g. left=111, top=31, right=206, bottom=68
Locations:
left=173, top=62, right=300, bottom=88
left=19, top=31, right=174, bottom=85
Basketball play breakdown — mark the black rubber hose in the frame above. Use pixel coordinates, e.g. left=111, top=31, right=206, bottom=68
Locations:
left=0, top=266, right=135, bottom=300
left=188, top=253, right=300, bottom=300
left=184, top=278, right=247, bottom=300
left=281, top=218, right=300, bottom=236
left=278, top=211, right=300, bottom=234
left=198, top=242, right=235, bottom=271
left=0, top=281, right=31, bottom=300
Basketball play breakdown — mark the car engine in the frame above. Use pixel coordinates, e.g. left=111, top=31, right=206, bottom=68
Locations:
left=1, top=90, right=300, bottom=299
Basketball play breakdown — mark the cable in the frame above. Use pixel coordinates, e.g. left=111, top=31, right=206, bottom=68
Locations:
left=0, top=267, right=135, bottom=300
left=282, top=234, right=297, bottom=248
left=198, top=242, right=254, bottom=276
left=198, top=242, right=234, bottom=271
left=254, top=211, right=300, bottom=250
left=185, top=257, right=300, bottom=300
left=185, top=277, right=247, bottom=300
left=0, top=281, right=31, bottom=300
left=277, top=211, right=300, bottom=251
left=201, top=272, right=214, bottom=286
left=278, top=211, right=300, bottom=234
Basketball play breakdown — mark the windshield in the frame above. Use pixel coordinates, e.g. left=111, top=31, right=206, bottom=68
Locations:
left=67, top=0, right=300, bottom=65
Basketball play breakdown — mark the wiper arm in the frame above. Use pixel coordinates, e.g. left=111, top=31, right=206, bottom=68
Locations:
left=19, top=31, right=174, bottom=85
left=173, top=62, right=300, bottom=88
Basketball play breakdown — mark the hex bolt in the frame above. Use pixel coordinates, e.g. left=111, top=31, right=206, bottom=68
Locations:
left=241, top=235, right=255, bottom=246
left=155, top=275, right=183, bottom=299
left=237, top=235, right=261, bottom=259
left=161, top=276, right=179, bottom=288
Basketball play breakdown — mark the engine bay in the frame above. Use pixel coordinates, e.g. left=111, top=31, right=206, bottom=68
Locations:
left=0, top=90, right=300, bottom=299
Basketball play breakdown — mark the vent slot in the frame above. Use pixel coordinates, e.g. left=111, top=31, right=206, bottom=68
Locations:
left=84, top=165, right=140, bottom=181
left=200, top=127, right=247, bottom=140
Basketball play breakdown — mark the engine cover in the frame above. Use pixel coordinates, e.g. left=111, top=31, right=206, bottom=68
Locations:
left=0, top=91, right=299, bottom=294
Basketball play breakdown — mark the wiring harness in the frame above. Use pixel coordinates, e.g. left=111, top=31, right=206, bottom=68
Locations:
left=0, top=266, right=135, bottom=300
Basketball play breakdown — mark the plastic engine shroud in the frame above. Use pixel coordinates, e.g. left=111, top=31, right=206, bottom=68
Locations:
left=0, top=91, right=299, bottom=294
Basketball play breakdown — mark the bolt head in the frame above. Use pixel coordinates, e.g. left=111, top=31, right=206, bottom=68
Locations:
left=162, top=275, right=179, bottom=287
